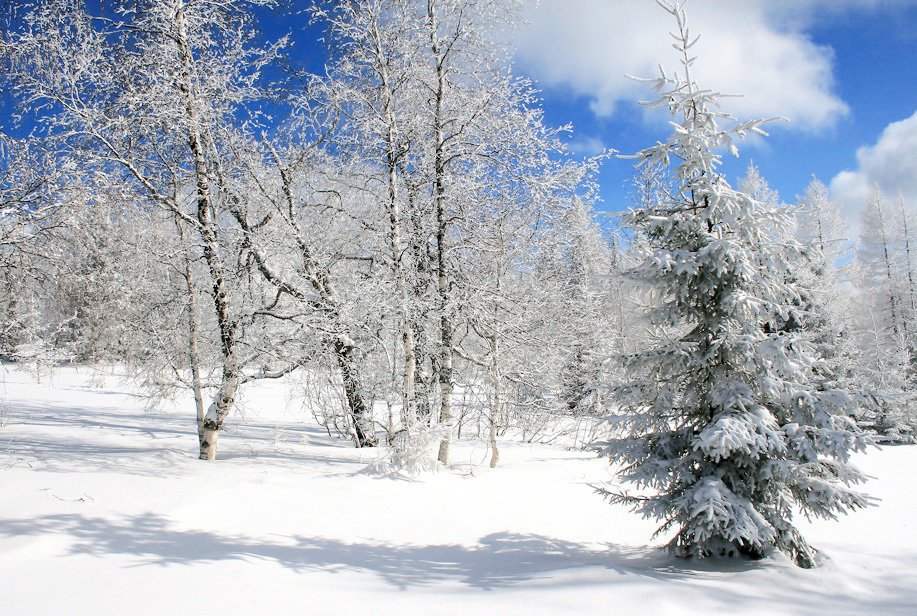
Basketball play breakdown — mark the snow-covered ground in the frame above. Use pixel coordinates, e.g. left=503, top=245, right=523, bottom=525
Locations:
left=1, top=365, right=914, bottom=615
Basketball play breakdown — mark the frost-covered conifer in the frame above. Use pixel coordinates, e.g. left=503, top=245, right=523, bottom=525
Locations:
left=605, top=0, right=870, bottom=568
left=854, top=186, right=917, bottom=441
left=557, top=198, right=617, bottom=417
left=791, top=179, right=876, bottom=427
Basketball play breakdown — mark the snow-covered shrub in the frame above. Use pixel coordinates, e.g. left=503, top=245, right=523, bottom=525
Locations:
left=371, top=426, right=445, bottom=476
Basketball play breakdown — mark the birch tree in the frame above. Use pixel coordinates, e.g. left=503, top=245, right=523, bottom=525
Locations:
left=232, top=133, right=384, bottom=447
left=0, top=134, right=65, bottom=363
left=3, top=0, right=288, bottom=459
left=417, top=0, right=591, bottom=463
left=311, top=0, right=428, bottom=440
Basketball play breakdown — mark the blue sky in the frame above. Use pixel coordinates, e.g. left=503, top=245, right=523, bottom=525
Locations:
left=509, top=0, right=917, bottom=228
left=262, top=0, right=917, bottom=228
left=4, top=0, right=915, bottom=233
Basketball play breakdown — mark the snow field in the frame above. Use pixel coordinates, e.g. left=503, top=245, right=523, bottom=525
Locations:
left=1, top=366, right=914, bottom=615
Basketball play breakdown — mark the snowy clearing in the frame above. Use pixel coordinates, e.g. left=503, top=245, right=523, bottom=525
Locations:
left=1, top=366, right=914, bottom=616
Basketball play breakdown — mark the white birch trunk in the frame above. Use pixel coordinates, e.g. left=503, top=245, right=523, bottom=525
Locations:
left=428, top=0, right=455, bottom=465
left=488, top=335, right=500, bottom=468
left=174, top=7, right=241, bottom=461
left=177, top=221, right=206, bottom=444
left=371, top=19, right=419, bottom=430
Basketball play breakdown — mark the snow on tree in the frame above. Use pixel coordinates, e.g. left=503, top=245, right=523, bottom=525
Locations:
left=858, top=186, right=908, bottom=348
left=310, top=0, right=435, bottom=450
left=787, top=179, right=874, bottom=428
left=0, top=133, right=66, bottom=366
left=415, top=0, right=598, bottom=464
left=605, top=0, right=871, bottom=568
left=853, top=186, right=917, bottom=441
left=51, top=183, right=141, bottom=363
left=3, top=0, right=293, bottom=459
left=894, top=192, right=917, bottom=341
left=310, top=0, right=599, bottom=464
left=795, top=178, right=848, bottom=263
left=553, top=197, right=620, bottom=418
left=739, top=164, right=782, bottom=221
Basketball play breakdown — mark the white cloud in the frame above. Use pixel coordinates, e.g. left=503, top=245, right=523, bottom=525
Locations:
left=565, top=135, right=607, bottom=156
left=830, top=110, right=917, bottom=223
left=512, top=0, right=912, bottom=130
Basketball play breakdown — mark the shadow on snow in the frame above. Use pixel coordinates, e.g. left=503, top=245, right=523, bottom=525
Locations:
left=1, top=512, right=916, bottom=614
left=1, top=391, right=361, bottom=475
left=0, top=512, right=711, bottom=589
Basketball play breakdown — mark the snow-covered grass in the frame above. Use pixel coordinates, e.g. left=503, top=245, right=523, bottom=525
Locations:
left=1, top=365, right=914, bottom=615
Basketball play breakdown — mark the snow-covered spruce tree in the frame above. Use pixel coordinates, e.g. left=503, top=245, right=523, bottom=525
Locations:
left=605, top=1, right=870, bottom=568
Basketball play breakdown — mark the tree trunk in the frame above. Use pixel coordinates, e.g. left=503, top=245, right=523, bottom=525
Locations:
left=199, top=361, right=240, bottom=460
left=877, top=201, right=903, bottom=337
left=176, top=220, right=206, bottom=445
left=488, top=334, right=500, bottom=468
left=412, top=320, right=434, bottom=424
left=428, top=0, right=455, bottom=465
left=436, top=302, right=455, bottom=464
left=373, top=23, right=419, bottom=430
left=334, top=338, right=377, bottom=447
left=387, top=152, right=419, bottom=429
left=175, top=7, right=240, bottom=461
left=185, top=245, right=206, bottom=446
left=897, top=194, right=917, bottom=379
left=488, top=420, right=499, bottom=468
left=402, top=171, right=435, bottom=425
